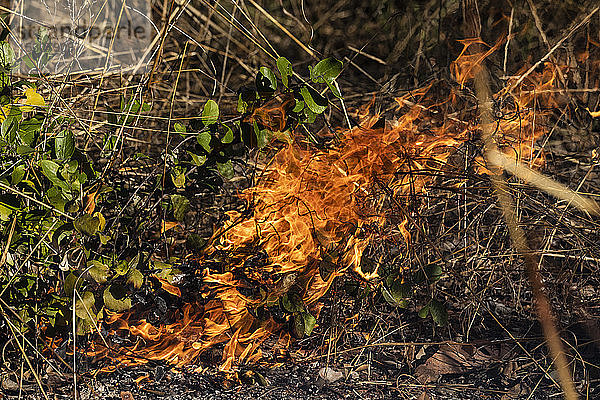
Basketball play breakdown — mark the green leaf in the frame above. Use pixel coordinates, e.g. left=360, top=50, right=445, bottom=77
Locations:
left=76, top=317, right=96, bottom=335
left=196, top=132, right=212, bottom=153
left=46, top=185, right=68, bottom=211
left=381, top=278, right=411, bottom=308
left=253, top=120, right=269, bottom=149
left=425, top=264, right=443, bottom=282
left=237, top=93, right=248, bottom=113
left=64, top=272, right=83, bottom=297
left=187, top=151, right=206, bottom=166
left=87, top=260, right=109, bottom=284
left=310, top=57, right=343, bottom=84
left=300, top=86, right=327, bottom=114
left=75, top=291, right=96, bottom=320
left=256, top=67, right=277, bottom=93
left=291, top=311, right=316, bottom=338
left=174, top=122, right=186, bottom=133
left=171, top=169, right=186, bottom=188
left=16, top=145, right=34, bottom=155
left=429, top=299, right=448, bottom=326
left=114, top=259, right=130, bottom=276
left=292, top=99, right=305, bottom=113
left=103, top=284, right=132, bottom=312
left=302, top=312, right=316, bottom=336
left=73, top=213, right=101, bottom=236
left=202, top=100, right=219, bottom=126
left=216, top=160, right=234, bottom=179
left=222, top=125, right=234, bottom=144
left=0, top=194, right=19, bottom=216
left=2, top=115, right=19, bottom=144
left=126, top=268, right=144, bottom=289
left=185, top=233, right=206, bottom=251
left=414, top=264, right=443, bottom=283
left=325, top=79, right=342, bottom=99
left=292, top=313, right=305, bottom=338
left=0, top=41, right=15, bottom=69
left=303, top=107, right=317, bottom=124
left=66, top=160, right=78, bottom=174
left=40, top=160, right=67, bottom=188
left=99, top=232, right=110, bottom=245
left=418, top=304, right=430, bottom=319
left=11, top=165, right=25, bottom=185
left=55, top=130, right=75, bottom=160
left=171, top=194, right=190, bottom=222
left=281, top=291, right=304, bottom=313
left=276, top=57, right=293, bottom=87
left=19, top=117, right=39, bottom=145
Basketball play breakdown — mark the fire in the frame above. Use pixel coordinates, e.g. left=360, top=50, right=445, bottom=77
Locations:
left=95, top=42, right=564, bottom=373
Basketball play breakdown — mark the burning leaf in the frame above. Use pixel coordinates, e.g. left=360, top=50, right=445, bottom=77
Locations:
left=100, top=49, right=560, bottom=372
left=153, top=276, right=181, bottom=297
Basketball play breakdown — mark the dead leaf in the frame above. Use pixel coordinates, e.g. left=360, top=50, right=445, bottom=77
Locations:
left=83, top=191, right=98, bottom=214
left=414, top=343, right=502, bottom=384
left=161, top=221, right=180, bottom=233
left=121, top=391, right=135, bottom=400
left=417, top=391, right=432, bottom=400
left=318, top=367, right=344, bottom=383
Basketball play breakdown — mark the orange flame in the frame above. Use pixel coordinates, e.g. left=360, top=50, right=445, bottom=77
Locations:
left=97, top=43, right=564, bottom=373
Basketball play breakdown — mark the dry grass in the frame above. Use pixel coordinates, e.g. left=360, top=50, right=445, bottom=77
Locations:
left=1, top=1, right=600, bottom=399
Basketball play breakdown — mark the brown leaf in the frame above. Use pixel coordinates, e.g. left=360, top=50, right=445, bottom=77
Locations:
left=83, top=191, right=98, bottom=214
left=417, top=391, right=432, bottom=400
left=161, top=220, right=180, bottom=233
left=318, top=367, right=344, bottom=383
left=121, top=391, right=135, bottom=400
left=414, top=344, right=501, bottom=384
